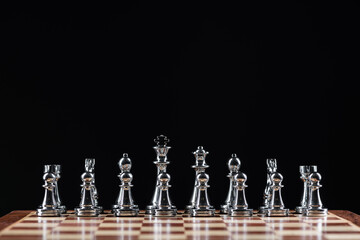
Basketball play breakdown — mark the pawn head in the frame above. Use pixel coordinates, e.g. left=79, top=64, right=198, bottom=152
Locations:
left=228, top=153, right=241, bottom=172
left=271, top=172, right=283, bottom=184
left=43, top=172, right=56, bottom=183
left=234, top=172, right=247, bottom=183
left=119, top=153, right=132, bottom=172
left=81, top=172, right=94, bottom=183
left=309, top=172, right=322, bottom=183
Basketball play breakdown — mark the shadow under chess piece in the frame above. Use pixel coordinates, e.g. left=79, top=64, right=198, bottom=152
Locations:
left=190, top=172, right=215, bottom=217
left=258, top=158, right=277, bottom=214
left=112, top=153, right=139, bottom=216
left=265, top=172, right=289, bottom=217
left=229, top=172, right=253, bottom=217
left=221, top=153, right=241, bottom=214
left=37, top=170, right=61, bottom=217
left=295, top=165, right=317, bottom=214
left=303, top=172, right=328, bottom=217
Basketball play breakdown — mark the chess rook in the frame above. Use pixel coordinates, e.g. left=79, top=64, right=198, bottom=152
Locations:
left=221, top=153, right=241, bottom=214
left=229, top=172, right=253, bottom=217
left=185, top=146, right=209, bottom=214
left=37, top=167, right=61, bottom=217
left=112, top=153, right=139, bottom=216
left=265, top=171, right=289, bottom=217
left=190, top=172, right=215, bottom=217
left=146, top=135, right=177, bottom=216
left=75, top=159, right=102, bottom=217
left=295, top=165, right=317, bottom=214
left=258, top=158, right=277, bottom=214
left=303, top=171, right=328, bottom=216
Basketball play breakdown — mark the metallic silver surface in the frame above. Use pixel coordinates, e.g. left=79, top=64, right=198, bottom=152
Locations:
left=303, top=171, right=328, bottom=217
left=112, top=153, right=139, bottom=217
left=190, top=172, right=215, bottom=217
left=229, top=172, right=253, bottom=217
left=36, top=170, right=61, bottom=217
left=75, top=159, right=102, bottom=217
left=185, top=146, right=209, bottom=214
left=265, top=171, right=289, bottom=217
left=146, top=135, right=177, bottom=216
left=44, top=165, right=66, bottom=214
left=295, top=165, right=317, bottom=214
left=221, top=153, right=241, bottom=214
left=258, top=159, right=277, bottom=214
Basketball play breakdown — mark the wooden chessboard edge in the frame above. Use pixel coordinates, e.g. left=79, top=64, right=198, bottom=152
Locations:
left=1, top=210, right=359, bottom=231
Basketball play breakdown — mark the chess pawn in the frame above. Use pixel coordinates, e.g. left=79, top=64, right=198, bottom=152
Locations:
left=191, top=172, right=215, bottom=217
left=221, top=153, right=241, bottom=214
left=75, top=171, right=100, bottom=217
left=295, top=165, right=317, bottom=214
left=112, top=153, right=139, bottom=216
left=45, top=165, right=66, bottom=214
left=153, top=172, right=177, bottom=216
left=185, top=146, right=209, bottom=214
left=258, top=158, right=277, bottom=214
left=265, top=172, right=289, bottom=217
left=303, top=172, right=328, bottom=216
left=37, top=171, right=61, bottom=217
left=85, top=158, right=103, bottom=214
left=229, top=172, right=253, bottom=217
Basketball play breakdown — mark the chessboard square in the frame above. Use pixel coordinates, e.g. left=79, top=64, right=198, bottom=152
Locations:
left=48, top=234, right=93, bottom=240
left=103, top=217, right=144, bottom=221
left=227, top=226, right=272, bottom=232
left=24, top=217, right=67, bottom=221
left=95, top=230, right=140, bottom=236
left=61, top=219, right=103, bottom=224
left=0, top=229, right=50, bottom=235
left=321, top=226, right=360, bottom=232
left=275, top=229, right=321, bottom=236
left=12, top=222, right=60, bottom=228
left=99, top=222, right=142, bottom=228
left=269, top=222, right=313, bottom=227
left=139, top=234, right=186, bottom=240
left=184, top=223, right=226, bottom=228
left=141, top=226, right=185, bottom=232
left=143, top=220, right=183, bottom=224
left=231, top=234, right=276, bottom=240
left=185, top=230, right=230, bottom=236
left=223, top=220, right=266, bottom=224
left=53, top=225, right=99, bottom=231
left=324, top=234, right=360, bottom=240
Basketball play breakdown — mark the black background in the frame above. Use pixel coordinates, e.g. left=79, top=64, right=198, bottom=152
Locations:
left=0, top=2, right=359, bottom=217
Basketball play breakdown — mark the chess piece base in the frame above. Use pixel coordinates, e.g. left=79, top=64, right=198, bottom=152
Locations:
left=36, top=208, right=61, bottom=217
left=257, top=206, right=267, bottom=215
left=113, top=208, right=139, bottom=217
left=220, top=204, right=229, bottom=214
left=74, top=207, right=100, bottom=217
left=229, top=208, right=253, bottom=217
left=190, top=208, right=215, bottom=217
left=304, top=208, right=328, bottom=217
left=265, top=208, right=289, bottom=217
left=58, top=205, right=67, bottom=214
left=295, top=206, right=305, bottom=214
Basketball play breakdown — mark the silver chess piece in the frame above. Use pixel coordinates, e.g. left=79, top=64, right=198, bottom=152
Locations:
left=152, top=172, right=176, bottom=216
left=303, top=171, right=328, bottom=217
left=37, top=168, right=61, bottom=217
left=295, top=165, right=317, bottom=214
left=190, top=172, right=215, bottom=217
left=146, top=135, right=177, bottom=216
left=265, top=172, right=289, bottom=217
left=112, top=153, right=139, bottom=216
left=220, top=153, right=241, bottom=214
left=258, top=158, right=277, bottom=214
left=229, top=172, right=253, bottom=217
left=185, top=146, right=209, bottom=214
left=75, top=159, right=102, bottom=217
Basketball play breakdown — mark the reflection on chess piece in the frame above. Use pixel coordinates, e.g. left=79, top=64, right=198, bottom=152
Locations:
left=259, top=158, right=277, bottom=214
left=190, top=172, right=215, bottom=217
left=265, top=172, right=289, bottom=217
left=112, top=153, right=139, bottom=216
left=229, top=172, right=253, bottom=217
left=75, top=159, right=102, bottom=217
left=221, top=154, right=241, bottom=214
left=295, top=165, right=317, bottom=214
left=185, top=146, right=209, bottom=214
left=37, top=169, right=61, bottom=217
left=303, top=171, right=328, bottom=217
left=146, top=135, right=177, bottom=216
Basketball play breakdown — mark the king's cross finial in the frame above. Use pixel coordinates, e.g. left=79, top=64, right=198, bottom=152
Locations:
left=154, top=135, right=169, bottom=146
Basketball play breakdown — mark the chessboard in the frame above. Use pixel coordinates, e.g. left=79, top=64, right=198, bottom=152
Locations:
left=1, top=210, right=360, bottom=240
